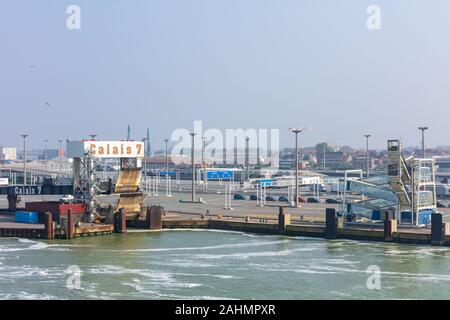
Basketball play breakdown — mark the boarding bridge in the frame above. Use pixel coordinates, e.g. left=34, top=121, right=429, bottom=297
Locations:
left=337, top=140, right=437, bottom=225
left=387, top=140, right=411, bottom=209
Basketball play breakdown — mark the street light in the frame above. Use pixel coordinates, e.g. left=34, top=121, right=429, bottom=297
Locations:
left=289, top=128, right=304, bottom=208
left=245, top=137, right=250, bottom=181
left=201, top=136, right=205, bottom=169
left=364, top=134, right=371, bottom=178
left=418, top=127, right=428, bottom=158
left=58, top=140, right=63, bottom=173
left=44, top=139, right=48, bottom=162
left=190, top=132, right=197, bottom=202
left=141, top=137, right=147, bottom=178
left=21, top=135, right=28, bottom=185
left=164, top=139, right=169, bottom=176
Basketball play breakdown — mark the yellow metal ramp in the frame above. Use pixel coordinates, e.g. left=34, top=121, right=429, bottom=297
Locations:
left=114, top=168, right=142, bottom=193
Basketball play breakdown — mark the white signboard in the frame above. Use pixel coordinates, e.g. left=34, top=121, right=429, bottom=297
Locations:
left=0, top=178, right=9, bottom=186
left=67, top=141, right=144, bottom=158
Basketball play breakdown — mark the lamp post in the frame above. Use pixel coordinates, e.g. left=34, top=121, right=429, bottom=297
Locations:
left=21, top=135, right=28, bottom=185
left=418, top=127, right=428, bottom=158
left=323, top=143, right=326, bottom=170
left=245, top=137, right=250, bottom=181
left=201, top=136, right=206, bottom=169
left=190, top=132, right=197, bottom=202
left=141, top=137, right=147, bottom=178
left=58, top=140, right=63, bottom=173
left=364, top=134, right=371, bottom=178
left=289, top=128, right=303, bottom=207
left=164, top=139, right=169, bottom=176
left=44, top=139, right=48, bottom=162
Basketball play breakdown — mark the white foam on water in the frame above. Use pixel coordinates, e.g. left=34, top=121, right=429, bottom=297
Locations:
left=121, top=281, right=234, bottom=300
left=150, top=260, right=216, bottom=268
left=248, top=263, right=339, bottom=275
left=0, top=238, right=90, bottom=253
left=116, top=239, right=291, bottom=253
left=173, top=272, right=239, bottom=280
left=190, top=247, right=316, bottom=260
left=0, top=291, right=61, bottom=300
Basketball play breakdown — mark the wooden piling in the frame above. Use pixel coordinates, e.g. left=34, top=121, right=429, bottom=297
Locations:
left=431, top=213, right=444, bottom=246
left=384, top=211, right=397, bottom=242
left=114, top=208, right=127, bottom=233
left=325, top=208, right=338, bottom=239
left=148, top=206, right=162, bottom=230
left=66, top=208, right=73, bottom=239
left=278, top=206, right=290, bottom=233
left=44, top=212, right=54, bottom=240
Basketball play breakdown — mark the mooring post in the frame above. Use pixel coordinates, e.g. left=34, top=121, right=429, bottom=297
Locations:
left=444, top=222, right=450, bottom=245
left=384, top=211, right=396, bottom=242
left=114, top=208, right=127, bottom=233
left=431, top=213, right=444, bottom=246
left=44, top=212, right=53, bottom=240
left=66, top=208, right=73, bottom=239
left=278, top=206, right=290, bottom=233
left=149, top=206, right=162, bottom=230
left=325, top=208, right=338, bottom=239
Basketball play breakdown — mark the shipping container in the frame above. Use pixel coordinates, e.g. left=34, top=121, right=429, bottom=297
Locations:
left=15, top=211, right=39, bottom=224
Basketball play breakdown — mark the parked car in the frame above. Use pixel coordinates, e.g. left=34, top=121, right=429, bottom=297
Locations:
left=307, top=197, right=320, bottom=203
left=250, top=194, right=259, bottom=201
left=265, top=196, right=277, bottom=201
left=437, top=201, right=446, bottom=208
left=278, top=196, right=289, bottom=202
left=325, top=198, right=341, bottom=204
left=233, top=194, right=246, bottom=200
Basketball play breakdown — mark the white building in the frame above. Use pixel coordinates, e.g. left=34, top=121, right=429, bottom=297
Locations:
left=0, top=147, right=17, bottom=161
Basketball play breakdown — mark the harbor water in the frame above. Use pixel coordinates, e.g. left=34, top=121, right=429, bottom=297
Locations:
left=1, top=229, right=450, bottom=299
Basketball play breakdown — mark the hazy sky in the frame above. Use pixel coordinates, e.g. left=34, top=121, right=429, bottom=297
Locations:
left=1, top=0, right=449, bottom=151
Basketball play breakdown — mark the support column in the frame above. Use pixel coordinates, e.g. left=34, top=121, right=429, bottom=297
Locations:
left=384, top=211, right=397, bottom=242
left=325, top=208, right=338, bottom=239
left=431, top=213, right=444, bottom=246
left=66, top=208, right=73, bottom=239
left=444, top=223, right=450, bottom=245
left=148, top=206, right=162, bottom=230
left=7, top=194, right=17, bottom=212
left=44, top=212, right=54, bottom=240
left=278, top=206, right=290, bottom=233
left=114, top=208, right=127, bottom=233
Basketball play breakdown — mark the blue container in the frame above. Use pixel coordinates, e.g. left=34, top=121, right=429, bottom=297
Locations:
left=418, top=209, right=432, bottom=225
left=371, top=210, right=381, bottom=220
left=448, top=204, right=450, bottom=208
left=15, top=211, right=39, bottom=224
left=400, top=210, right=432, bottom=225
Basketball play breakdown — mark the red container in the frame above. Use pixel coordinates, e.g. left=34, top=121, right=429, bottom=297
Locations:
left=25, top=201, right=87, bottom=215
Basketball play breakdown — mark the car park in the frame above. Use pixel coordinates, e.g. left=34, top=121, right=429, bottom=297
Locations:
left=233, top=194, right=246, bottom=200
left=307, top=197, right=320, bottom=203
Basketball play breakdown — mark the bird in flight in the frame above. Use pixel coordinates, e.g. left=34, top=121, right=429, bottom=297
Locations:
left=45, top=102, right=50, bottom=107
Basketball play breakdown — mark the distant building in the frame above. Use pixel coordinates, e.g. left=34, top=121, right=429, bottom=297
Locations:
left=318, top=152, right=352, bottom=169
left=38, top=149, right=59, bottom=160
left=0, top=147, right=17, bottom=161
left=435, top=156, right=450, bottom=183
left=351, top=155, right=375, bottom=171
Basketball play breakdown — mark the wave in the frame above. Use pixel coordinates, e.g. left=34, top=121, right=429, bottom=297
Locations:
left=115, top=239, right=292, bottom=253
